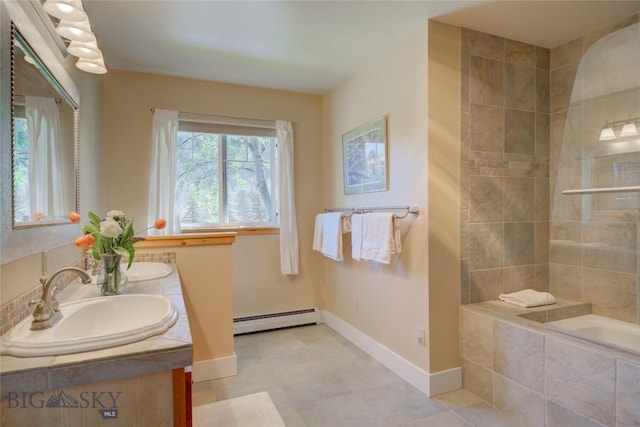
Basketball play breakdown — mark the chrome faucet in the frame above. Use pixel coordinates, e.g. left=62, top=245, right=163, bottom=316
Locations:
left=30, top=267, right=92, bottom=330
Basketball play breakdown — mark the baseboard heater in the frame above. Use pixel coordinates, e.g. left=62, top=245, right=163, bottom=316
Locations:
left=233, top=307, right=320, bottom=335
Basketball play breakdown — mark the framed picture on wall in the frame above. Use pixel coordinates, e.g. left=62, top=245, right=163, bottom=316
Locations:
left=342, top=116, right=388, bottom=194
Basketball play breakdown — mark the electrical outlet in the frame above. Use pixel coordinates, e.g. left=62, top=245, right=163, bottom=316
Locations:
left=415, top=327, right=425, bottom=346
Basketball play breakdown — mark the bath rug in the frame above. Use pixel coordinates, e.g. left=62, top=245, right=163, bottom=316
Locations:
left=192, top=391, right=285, bottom=427
left=498, top=289, right=556, bottom=308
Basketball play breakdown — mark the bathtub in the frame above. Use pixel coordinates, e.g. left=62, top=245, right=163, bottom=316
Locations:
left=546, top=314, right=640, bottom=355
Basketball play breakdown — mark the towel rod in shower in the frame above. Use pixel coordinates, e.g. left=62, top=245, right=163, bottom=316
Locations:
left=324, top=205, right=419, bottom=219
left=561, top=185, right=640, bottom=195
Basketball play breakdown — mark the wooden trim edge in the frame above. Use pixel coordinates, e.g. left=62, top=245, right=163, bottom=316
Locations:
left=172, top=367, right=189, bottom=427
left=135, top=233, right=237, bottom=248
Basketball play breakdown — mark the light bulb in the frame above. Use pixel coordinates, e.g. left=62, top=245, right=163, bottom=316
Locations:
left=620, top=122, right=638, bottom=137
left=599, top=126, right=616, bottom=141
left=76, top=57, right=107, bottom=74
left=43, top=0, right=88, bottom=22
left=67, top=40, right=101, bottom=59
left=56, top=20, right=95, bottom=42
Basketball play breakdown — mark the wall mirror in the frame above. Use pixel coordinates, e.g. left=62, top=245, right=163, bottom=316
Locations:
left=585, top=139, right=640, bottom=220
left=11, top=23, right=79, bottom=228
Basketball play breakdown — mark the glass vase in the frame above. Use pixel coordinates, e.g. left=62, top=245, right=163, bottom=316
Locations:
left=97, top=253, right=127, bottom=295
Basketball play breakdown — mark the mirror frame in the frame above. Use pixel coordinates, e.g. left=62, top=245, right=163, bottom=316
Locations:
left=10, top=22, right=80, bottom=229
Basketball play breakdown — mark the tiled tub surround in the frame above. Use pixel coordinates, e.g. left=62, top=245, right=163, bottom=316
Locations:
left=0, top=261, right=191, bottom=425
left=460, top=304, right=640, bottom=427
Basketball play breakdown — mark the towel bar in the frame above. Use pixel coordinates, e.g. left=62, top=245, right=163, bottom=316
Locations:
left=324, top=205, right=419, bottom=219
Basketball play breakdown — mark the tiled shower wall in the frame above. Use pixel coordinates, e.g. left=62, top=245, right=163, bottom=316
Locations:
left=460, top=29, right=551, bottom=304
left=458, top=14, right=640, bottom=427
left=460, top=15, right=640, bottom=324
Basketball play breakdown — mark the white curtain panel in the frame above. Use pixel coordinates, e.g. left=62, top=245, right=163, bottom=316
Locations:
left=148, top=109, right=180, bottom=235
left=276, top=120, right=299, bottom=275
left=26, top=95, right=64, bottom=217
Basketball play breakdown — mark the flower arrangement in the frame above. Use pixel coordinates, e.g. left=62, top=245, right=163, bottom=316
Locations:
left=71, top=210, right=166, bottom=269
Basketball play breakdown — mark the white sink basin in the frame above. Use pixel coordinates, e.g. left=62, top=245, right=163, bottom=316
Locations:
left=1, top=295, right=178, bottom=357
left=125, top=262, right=173, bottom=282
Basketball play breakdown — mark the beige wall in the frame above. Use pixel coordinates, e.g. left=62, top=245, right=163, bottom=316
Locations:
left=137, top=244, right=235, bottom=362
left=427, top=21, right=461, bottom=373
left=322, top=23, right=430, bottom=371
left=233, top=234, right=317, bottom=316
left=101, top=70, right=324, bottom=317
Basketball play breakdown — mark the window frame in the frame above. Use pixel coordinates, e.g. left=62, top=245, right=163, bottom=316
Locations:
left=176, top=120, right=279, bottom=231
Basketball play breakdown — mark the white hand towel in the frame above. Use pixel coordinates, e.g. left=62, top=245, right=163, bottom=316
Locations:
left=312, top=213, right=324, bottom=252
left=351, top=214, right=364, bottom=261
left=360, top=212, right=396, bottom=264
left=321, top=212, right=345, bottom=261
left=498, top=289, right=556, bottom=308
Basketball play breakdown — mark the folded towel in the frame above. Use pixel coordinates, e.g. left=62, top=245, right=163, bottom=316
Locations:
left=498, top=289, right=556, bottom=308
left=320, top=212, right=346, bottom=261
left=393, top=216, right=402, bottom=254
left=312, top=214, right=324, bottom=251
left=360, top=212, right=399, bottom=264
left=342, top=216, right=352, bottom=233
left=351, top=214, right=364, bottom=261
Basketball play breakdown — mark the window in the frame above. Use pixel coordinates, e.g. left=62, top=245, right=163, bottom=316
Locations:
left=12, top=107, right=29, bottom=219
left=176, top=120, right=278, bottom=229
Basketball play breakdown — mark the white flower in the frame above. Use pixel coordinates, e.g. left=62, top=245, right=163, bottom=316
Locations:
left=100, top=219, right=122, bottom=238
left=107, top=210, right=126, bottom=220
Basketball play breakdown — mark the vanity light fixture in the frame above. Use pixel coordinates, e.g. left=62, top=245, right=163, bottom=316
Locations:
left=67, top=40, right=101, bottom=60
left=599, top=122, right=617, bottom=141
left=75, top=56, right=107, bottom=74
left=44, top=0, right=107, bottom=74
left=620, top=121, right=639, bottom=137
left=23, top=54, right=41, bottom=69
left=55, top=20, right=94, bottom=43
left=599, top=117, right=640, bottom=141
left=43, top=0, right=88, bottom=22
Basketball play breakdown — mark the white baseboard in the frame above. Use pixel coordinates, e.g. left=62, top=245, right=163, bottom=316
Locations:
left=192, top=354, right=237, bottom=382
left=429, top=366, right=462, bottom=396
left=321, top=310, right=461, bottom=396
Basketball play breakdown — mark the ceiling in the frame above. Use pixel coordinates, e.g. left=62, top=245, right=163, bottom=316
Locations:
left=83, top=0, right=640, bottom=95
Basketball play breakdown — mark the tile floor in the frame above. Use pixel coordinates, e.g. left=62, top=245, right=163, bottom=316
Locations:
left=192, top=324, right=521, bottom=427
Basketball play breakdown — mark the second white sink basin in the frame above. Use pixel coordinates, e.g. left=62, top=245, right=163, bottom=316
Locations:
left=125, top=262, right=173, bottom=282
left=1, top=294, right=178, bottom=357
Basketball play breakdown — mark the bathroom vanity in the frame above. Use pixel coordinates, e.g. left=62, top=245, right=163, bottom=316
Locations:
left=0, top=263, right=193, bottom=426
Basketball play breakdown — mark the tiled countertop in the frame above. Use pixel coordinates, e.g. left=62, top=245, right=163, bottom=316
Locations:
left=0, top=263, right=192, bottom=391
